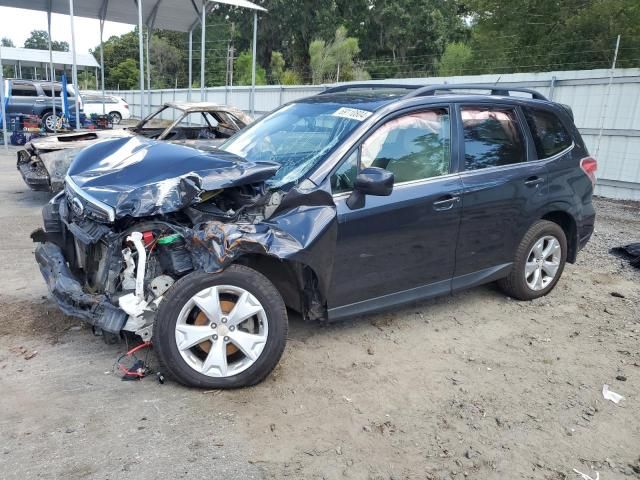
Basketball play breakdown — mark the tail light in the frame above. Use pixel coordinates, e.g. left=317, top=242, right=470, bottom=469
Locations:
left=580, top=156, right=597, bottom=187
left=124, top=104, right=129, bottom=109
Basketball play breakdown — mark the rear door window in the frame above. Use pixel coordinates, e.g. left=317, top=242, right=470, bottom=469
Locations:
left=11, top=82, right=38, bottom=97
left=42, top=85, right=62, bottom=97
left=461, top=106, right=526, bottom=171
left=523, top=107, right=573, bottom=158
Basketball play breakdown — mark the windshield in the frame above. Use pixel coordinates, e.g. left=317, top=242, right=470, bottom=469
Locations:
left=221, top=102, right=370, bottom=187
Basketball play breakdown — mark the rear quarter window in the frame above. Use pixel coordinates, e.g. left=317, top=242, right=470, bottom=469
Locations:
left=523, top=107, right=573, bottom=158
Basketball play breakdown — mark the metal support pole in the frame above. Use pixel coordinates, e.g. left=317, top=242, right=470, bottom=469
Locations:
left=200, top=0, right=206, bottom=101
left=188, top=29, right=193, bottom=101
left=549, top=76, right=556, bottom=101
left=47, top=3, right=57, bottom=132
left=100, top=18, right=105, bottom=113
left=251, top=12, right=257, bottom=116
left=69, top=0, right=80, bottom=130
left=0, top=45, right=8, bottom=151
left=146, top=29, right=151, bottom=114
left=137, top=0, right=145, bottom=119
left=596, top=34, right=621, bottom=158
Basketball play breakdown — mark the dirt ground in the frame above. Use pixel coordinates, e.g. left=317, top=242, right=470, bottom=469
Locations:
left=0, top=146, right=638, bottom=480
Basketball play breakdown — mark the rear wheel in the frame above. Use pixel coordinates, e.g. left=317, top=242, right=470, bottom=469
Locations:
left=108, top=111, right=122, bottom=124
left=498, top=220, right=567, bottom=300
left=153, top=265, right=288, bottom=388
left=42, top=111, right=62, bottom=132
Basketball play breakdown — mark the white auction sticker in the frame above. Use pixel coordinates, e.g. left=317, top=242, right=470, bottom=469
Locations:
left=332, top=107, right=372, bottom=121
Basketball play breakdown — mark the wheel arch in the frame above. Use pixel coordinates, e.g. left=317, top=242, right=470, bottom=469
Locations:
left=233, top=254, right=327, bottom=321
left=540, top=209, right=578, bottom=263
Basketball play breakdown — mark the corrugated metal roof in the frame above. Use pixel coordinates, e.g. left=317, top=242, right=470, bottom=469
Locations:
left=0, top=47, right=99, bottom=68
left=0, top=0, right=266, bottom=33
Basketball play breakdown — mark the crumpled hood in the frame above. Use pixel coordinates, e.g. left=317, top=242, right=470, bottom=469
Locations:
left=67, top=136, right=279, bottom=219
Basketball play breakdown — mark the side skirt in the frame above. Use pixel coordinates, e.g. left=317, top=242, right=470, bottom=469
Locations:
left=327, top=263, right=512, bottom=322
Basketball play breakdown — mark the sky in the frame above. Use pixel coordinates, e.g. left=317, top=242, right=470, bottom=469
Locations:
left=0, top=7, right=134, bottom=54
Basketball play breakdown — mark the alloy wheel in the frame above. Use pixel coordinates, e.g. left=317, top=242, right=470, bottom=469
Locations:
left=525, top=235, right=562, bottom=291
left=174, top=285, right=268, bottom=378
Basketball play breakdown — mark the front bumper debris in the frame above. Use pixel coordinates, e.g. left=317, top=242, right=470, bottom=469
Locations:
left=17, top=150, right=51, bottom=192
left=35, top=242, right=127, bottom=334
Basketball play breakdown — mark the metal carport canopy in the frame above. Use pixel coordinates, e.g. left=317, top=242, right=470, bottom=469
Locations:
left=0, top=0, right=266, bottom=150
left=0, top=0, right=202, bottom=31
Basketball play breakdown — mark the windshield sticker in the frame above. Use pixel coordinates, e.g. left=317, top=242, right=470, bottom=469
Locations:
left=332, top=107, right=372, bottom=122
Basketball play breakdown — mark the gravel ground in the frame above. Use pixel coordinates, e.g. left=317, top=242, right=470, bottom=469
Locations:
left=0, top=146, right=638, bottom=480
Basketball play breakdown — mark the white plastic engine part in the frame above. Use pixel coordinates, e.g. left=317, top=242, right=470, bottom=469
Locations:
left=121, top=247, right=136, bottom=290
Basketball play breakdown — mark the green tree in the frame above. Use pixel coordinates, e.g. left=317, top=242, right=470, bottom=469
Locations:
left=281, top=69, right=302, bottom=85
left=24, top=30, right=69, bottom=51
left=149, top=35, right=183, bottom=88
left=465, top=0, right=640, bottom=72
left=110, top=58, right=139, bottom=89
left=329, top=26, right=360, bottom=82
left=309, top=27, right=363, bottom=84
left=437, top=42, right=473, bottom=76
left=1, top=37, right=14, bottom=47
left=234, top=50, right=267, bottom=86
left=270, top=51, right=285, bottom=84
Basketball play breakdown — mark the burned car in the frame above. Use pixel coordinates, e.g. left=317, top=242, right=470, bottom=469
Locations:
left=32, top=84, right=596, bottom=388
left=17, top=101, right=251, bottom=193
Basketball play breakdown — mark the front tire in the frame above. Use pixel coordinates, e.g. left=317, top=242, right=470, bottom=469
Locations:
left=498, top=220, right=567, bottom=300
left=153, top=265, right=288, bottom=388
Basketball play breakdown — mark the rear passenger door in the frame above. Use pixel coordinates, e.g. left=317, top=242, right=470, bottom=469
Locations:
left=453, top=103, right=548, bottom=287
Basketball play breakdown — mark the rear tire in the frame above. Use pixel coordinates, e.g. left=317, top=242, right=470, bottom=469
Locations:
left=108, top=111, right=122, bottom=124
left=42, top=111, right=61, bottom=133
left=498, top=220, right=567, bottom=300
left=153, top=265, right=288, bottom=388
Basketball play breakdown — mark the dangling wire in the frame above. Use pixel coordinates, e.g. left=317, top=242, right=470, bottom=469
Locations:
left=114, top=340, right=153, bottom=380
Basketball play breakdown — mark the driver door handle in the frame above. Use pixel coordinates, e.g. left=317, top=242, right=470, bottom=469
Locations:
left=433, top=195, right=460, bottom=211
left=524, top=176, right=545, bottom=186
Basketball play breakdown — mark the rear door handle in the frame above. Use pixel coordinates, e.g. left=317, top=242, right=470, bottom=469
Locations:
left=433, top=195, right=460, bottom=211
left=524, top=176, right=545, bottom=186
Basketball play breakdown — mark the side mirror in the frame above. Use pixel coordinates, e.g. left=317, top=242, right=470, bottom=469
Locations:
left=346, top=167, right=394, bottom=210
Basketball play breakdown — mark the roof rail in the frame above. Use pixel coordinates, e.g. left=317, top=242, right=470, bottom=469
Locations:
left=319, top=83, right=423, bottom=95
left=404, top=84, right=548, bottom=100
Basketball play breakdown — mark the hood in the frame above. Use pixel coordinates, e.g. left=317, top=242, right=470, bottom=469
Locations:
left=67, top=136, right=280, bottom=219
left=29, top=128, right=133, bottom=151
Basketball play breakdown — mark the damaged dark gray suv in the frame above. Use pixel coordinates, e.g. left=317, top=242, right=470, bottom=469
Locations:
left=32, top=84, right=597, bottom=388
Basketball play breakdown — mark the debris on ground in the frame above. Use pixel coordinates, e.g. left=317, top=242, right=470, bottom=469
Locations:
left=610, top=242, right=640, bottom=268
left=602, top=384, right=625, bottom=404
left=573, top=468, right=599, bottom=480
left=9, top=346, right=38, bottom=360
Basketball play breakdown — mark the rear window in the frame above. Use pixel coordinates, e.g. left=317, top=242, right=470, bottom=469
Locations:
left=523, top=107, right=573, bottom=158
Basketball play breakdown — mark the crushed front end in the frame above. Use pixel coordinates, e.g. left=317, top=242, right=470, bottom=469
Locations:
left=32, top=166, right=337, bottom=342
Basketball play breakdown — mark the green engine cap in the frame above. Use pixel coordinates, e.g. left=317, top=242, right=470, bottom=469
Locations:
left=157, top=233, right=183, bottom=245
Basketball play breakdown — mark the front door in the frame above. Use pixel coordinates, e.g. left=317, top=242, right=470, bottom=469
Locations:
left=327, top=106, right=463, bottom=314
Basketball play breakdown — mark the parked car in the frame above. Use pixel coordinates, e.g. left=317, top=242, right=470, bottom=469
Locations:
left=16, top=101, right=252, bottom=192
left=31, top=83, right=596, bottom=388
left=3, top=79, right=83, bottom=131
left=81, top=94, right=130, bottom=124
